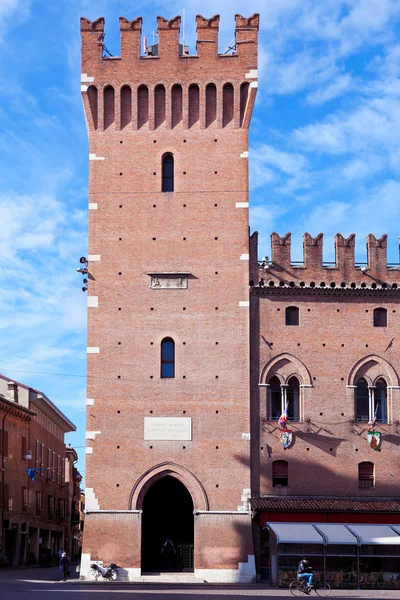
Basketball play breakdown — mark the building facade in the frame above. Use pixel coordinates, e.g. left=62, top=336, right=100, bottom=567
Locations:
left=80, top=13, right=259, bottom=582
left=0, top=375, right=78, bottom=566
left=250, top=233, right=400, bottom=588
left=80, top=12, right=400, bottom=588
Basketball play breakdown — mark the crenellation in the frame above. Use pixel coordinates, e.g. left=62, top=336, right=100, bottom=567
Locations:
left=367, top=234, right=388, bottom=278
left=334, top=233, right=355, bottom=277
left=119, top=17, right=142, bottom=61
left=303, top=232, right=323, bottom=269
left=271, top=232, right=291, bottom=270
left=196, top=15, right=219, bottom=58
left=80, top=17, right=105, bottom=31
left=234, top=13, right=259, bottom=61
left=261, top=233, right=400, bottom=285
left=157, top=16, right=181, bottom=59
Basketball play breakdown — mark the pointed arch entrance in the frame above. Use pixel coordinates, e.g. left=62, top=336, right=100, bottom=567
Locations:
left=141, top=476, right=194, bottom=573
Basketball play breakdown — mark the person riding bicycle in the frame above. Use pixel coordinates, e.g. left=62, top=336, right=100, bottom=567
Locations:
left=297, top=557, right=315, bottom=594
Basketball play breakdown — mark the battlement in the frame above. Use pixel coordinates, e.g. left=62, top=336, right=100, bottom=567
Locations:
left=80, top=14, right=259, bottom=133
left=256, top=233, right=400, bottom=287
left=80, top=13, right=258, bottom=65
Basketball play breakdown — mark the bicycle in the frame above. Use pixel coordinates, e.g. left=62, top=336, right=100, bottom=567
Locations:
left=289, top=577, right=331, bottom=597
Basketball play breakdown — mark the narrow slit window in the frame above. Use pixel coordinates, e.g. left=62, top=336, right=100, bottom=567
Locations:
left=359, top=461, right=374, bottom=489
left=273, top=460, right=288, bottom=487
left=286, top=306, right=299, bottom=326
left=137, top=85, right=149, bottom=128
left=188, top=84, right=200, bottom=128
left=161, top=338, right=175, bottom=378
left=162, top=153, right=174, bottom=192
left=104, top=85, right=115, bottom=130
left=373, top=308, right=387, bottom=327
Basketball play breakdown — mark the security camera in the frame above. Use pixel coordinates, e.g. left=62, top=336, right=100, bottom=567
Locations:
left=80, top=257, right=88, bottom=264
left=360, top=266, right=367, bottom=272
left=83, top=279, right=88, bottom=284
left=82, top=286, right=88, bottom=292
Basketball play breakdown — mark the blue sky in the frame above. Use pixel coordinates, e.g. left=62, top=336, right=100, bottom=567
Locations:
left=1, top=0, right=400, bottom=478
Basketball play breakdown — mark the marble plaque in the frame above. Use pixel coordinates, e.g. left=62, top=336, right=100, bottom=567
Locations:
left=144, top=417, right=192, bottom=441
left=150, top=276, right=188, bottom=289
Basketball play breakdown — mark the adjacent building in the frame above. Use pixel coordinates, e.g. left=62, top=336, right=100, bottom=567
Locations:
left=250, top=233, right=400, bottom=588
left=0, top=374, right=79, bottom=565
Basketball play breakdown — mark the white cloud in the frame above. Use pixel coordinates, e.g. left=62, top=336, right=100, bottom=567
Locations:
left=306, top=73, right=352, bottom=105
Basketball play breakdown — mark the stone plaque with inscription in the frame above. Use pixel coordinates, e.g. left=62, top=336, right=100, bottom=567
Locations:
left=149, top=274, right=188, bottom=289
left=144, top=417, right=192, bottom=440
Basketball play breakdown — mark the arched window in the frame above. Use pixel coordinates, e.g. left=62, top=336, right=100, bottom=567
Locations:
left=205, top=83, right=217, bottom=127
left=285, top=306, right=299, bottom=326
left=287, top=377, right=300, bottom=421
left=374, top=308, right=387, bottom=327
left=161, top=338, right=175, bottom=378
left=162, top=153, right=174, bottom=192
left=358, top=461, right=374, bottom=489
left=222, top=83, right=234, bottom=127
left=87, top=86, right=98, bottom=130
left=269, top=376, right=281, bottom=421
left=104, top=85, right=115, bottom=130
left=356, top=378, right=387, bottom=423
left=137, top=85, right=149, bottom=128
left=356, top=379, right=369, bottom=423
left=120, top=85, right=132, bottom=129
left=171, top=84, right=183, bottom=128
left=188, top=84, right=199, bottom=128
left=272, top=460, right=288, bottom=487
left=154, top=84, right=166, bottom=128
left=240, top=82, right=249, bottom=127
left=268, top=376, right=300, bottom=422
left=375, top=378, right=387, bottom=423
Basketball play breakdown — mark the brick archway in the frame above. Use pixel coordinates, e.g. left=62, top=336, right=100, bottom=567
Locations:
left=260, top=352, right=312, bottom=386
left=348, top=355, right=399, bottom=387
left=128, top=462, right=209, bottom=511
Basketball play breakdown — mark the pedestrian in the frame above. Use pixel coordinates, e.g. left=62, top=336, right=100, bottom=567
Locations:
left=59, top=552, right=70, bottom=582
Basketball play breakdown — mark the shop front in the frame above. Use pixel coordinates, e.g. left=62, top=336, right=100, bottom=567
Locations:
left=265, top=522, right=400, bottom=589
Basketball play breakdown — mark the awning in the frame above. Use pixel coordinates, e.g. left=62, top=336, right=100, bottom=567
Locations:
left=346, top=525, right=400, bottom=545
left=314, top=524, right=357, bottom=544
left=267, top=522, right=323, bottom=544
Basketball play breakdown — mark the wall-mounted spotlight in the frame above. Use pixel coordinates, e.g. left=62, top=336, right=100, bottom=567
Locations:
left=80, top=257, right=88, bottom=265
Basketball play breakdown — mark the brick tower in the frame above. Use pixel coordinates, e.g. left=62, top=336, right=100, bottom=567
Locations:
left=80, top=14, right=259, bottom=581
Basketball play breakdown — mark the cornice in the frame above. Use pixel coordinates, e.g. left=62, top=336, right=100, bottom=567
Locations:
left=251, top=285, right=400, bottom=298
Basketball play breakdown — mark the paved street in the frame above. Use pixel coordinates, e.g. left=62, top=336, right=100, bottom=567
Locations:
left=2, top=567, right=400, bottom=600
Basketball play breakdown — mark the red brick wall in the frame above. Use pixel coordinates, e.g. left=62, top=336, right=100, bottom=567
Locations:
left=81, top=14, right=259, bottom=574
left=251, top=233, right=400, bottom=499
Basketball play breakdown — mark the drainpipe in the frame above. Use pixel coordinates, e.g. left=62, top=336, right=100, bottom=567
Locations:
left=1, top=407, right=11, bottom=557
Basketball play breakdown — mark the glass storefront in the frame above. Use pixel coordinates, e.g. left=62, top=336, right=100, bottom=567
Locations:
left=264, top=522, right=400, bottom=589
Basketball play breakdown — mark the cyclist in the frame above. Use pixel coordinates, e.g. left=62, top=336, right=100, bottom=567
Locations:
left=297, top=557, right=315, bottom=594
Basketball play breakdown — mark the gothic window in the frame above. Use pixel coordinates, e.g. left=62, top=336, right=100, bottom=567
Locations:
left=373, top=308, right=387, bottom=327
left=355, top=378, right=387, bottom=423
left=162, top=153, right=174, bottom=192
left=358, top=461, right=374, bottom=489
left=161, top=338, right=175, bottom=378
left=268, top=376, right=300, bottom=421
left=286, top=306, right=299, bottom=326
left=273, top=460, right=288, bottom=487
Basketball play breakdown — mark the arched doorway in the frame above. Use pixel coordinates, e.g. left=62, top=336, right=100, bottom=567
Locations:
left=141, top=476, right=194, bottom=573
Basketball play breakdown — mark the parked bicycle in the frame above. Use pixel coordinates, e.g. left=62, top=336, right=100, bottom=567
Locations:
left=290, top=577, right=331, bottom=597
left=87, top=562, right=119, bottom=581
